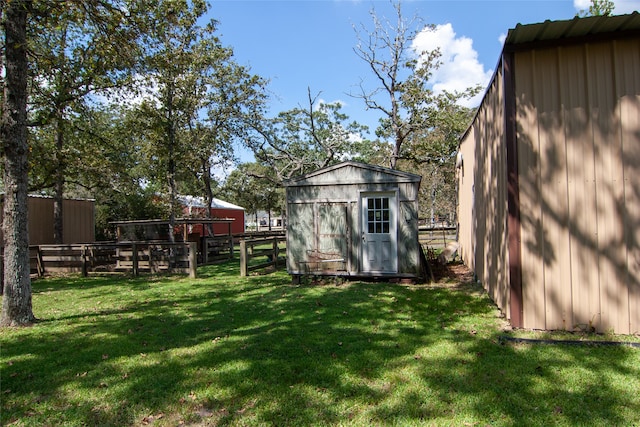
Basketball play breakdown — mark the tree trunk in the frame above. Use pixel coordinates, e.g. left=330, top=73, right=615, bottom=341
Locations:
left=166, top=80, right=176, bottom=244
left=52, top=28, right=68, bottom=245
left=202, top=157, right=214, bottom=236
left=1, top=0, right=36, bottom=326
left=53, top=117, right=65, bottom=243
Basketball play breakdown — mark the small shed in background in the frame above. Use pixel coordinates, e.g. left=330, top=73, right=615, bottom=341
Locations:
left=284, top=161, right=424, bottom=281
left=179, top=195, right=245, bottom=235
left=0, top=195, right=95, bottom=245
left=457, top=13, right=640, bottom=334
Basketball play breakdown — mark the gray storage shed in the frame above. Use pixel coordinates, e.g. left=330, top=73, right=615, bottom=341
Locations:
left=284, top=161, right=423, bottom=281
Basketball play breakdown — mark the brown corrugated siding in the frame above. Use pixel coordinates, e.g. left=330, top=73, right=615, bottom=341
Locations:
left=459, top=32, right=640, bottom=335
left=515, top=38, right=640, bottom=334
left=561, top=44, right=601, bottom=332
left=62, top=199, right=95, bottom=244
left=518, top=47, right=574, bottom=331
left=504, top=51, right=523, bottom=328
left=1, top=197, right=95, bottom=245
left=459, top=62, right=511, bottom=320
left=457, top=128, right=476, bottom=273
left=28, top=197, right=55, bottom=245
left=615, top=39, right=640, bottom=334
left=515, top=49, right=547, bottom=329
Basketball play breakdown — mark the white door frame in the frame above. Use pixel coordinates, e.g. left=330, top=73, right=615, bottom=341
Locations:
left=359, top=190, right=398, bottom=273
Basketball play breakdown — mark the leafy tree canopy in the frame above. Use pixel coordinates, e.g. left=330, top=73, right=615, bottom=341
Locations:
left=247, top=88, right=377, bottom=183
left=577, top=0, right=615, bottom=17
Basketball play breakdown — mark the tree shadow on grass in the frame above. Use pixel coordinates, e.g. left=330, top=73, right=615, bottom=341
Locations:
left=2, top=265, right=639, bottom=426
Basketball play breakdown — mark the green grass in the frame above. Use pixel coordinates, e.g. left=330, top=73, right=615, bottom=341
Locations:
left=2, top=261, right=639, bottom=426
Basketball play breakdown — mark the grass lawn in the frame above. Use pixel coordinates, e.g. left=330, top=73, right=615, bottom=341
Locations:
left=1, top=260, right=639, bottom=426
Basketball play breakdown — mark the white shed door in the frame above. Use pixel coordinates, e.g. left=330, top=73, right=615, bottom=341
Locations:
left=361, top=192, right=397, bottom=273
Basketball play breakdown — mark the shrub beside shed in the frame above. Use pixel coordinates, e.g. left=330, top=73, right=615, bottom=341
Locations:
left=284, top=161, right=424, bottom=281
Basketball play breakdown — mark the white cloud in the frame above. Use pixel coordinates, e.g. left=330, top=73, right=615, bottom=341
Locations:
left=613, top=0, right=640, bottom=14
left=573, top=0, right=591, bottom=10
left=412, top=23, right=492, bottom=107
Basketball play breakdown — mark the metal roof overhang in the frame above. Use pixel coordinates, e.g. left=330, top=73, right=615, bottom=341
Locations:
left=503, top=11, right=640, bottom=53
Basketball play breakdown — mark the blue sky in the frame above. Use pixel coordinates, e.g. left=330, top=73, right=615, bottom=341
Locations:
left=205, top=0, right=639, bottom=162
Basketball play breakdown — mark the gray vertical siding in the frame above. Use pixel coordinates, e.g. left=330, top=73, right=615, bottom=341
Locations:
left=285, top=162, right=422, bottom=278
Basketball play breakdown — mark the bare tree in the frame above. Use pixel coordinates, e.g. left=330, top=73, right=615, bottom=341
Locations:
left=249, top=88, right=369, bottom=182
left=352, top=1, right=440, bottom=169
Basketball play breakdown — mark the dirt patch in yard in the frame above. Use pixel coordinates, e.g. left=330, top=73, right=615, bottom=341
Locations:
left=431, top=261, right=475, bottom=285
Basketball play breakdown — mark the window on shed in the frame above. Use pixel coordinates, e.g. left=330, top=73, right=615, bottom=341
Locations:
left=366, top=197, right=390, bottom=234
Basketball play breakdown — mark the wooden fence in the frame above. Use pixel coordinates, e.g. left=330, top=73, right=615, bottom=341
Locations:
left=419, top=227, right=457, bottom=250
left=201, top=236, right=234, bottom=264
left=110, top=242, right=197, bottom=278
left=239, top=236, right=286, bottom=277
left=1, top=242, right=198, bottom=279
left=1, top=233, right=285, bottom=284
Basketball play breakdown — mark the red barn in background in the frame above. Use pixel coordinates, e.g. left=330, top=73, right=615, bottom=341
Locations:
left=179, top=195, right=245, bottom=236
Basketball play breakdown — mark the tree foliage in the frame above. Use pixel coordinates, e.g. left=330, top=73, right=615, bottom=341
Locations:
left=399, top=91, right=476, bottom=224
left=577, top=0, right=615, bottom=17
left=129, top=0, right=268, bottom=238
left=2, top=0, right=269, bottom=324
left=353, top=1, right=480, bottom=170
left=353, top=1, right=481, bottom=223
left=247, top=88, right=373, bottom=183
left=220, top=162, right=284, bottom=226
left=26, top=0, right=143, bottom=243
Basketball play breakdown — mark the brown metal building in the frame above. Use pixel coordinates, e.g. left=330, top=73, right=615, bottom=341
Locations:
left=457, top=13, right=640, bottom=335
left=0, top=195, right=95, bottom=245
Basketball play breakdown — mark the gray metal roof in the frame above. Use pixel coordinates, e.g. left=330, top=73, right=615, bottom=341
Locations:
left=504, top=11, right=640, bottom=49
left=284, top=161, right=422, bottom=187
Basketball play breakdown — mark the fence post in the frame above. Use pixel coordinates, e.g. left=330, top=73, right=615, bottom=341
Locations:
left=81, top=245, right=88, bottom=277
left=228, top=236, right=234, bottom=260
left=34, top=247, right=44, bottom=277
left=148, top=244, right=155, bottom=273
left=240, top=240, right=247, bottom=277
left=132, top=243, right=139, bottom=276
left=272, top=237, right=278, bottom=267
left=203, top=238, right=209, bottom=265
left=189, top=242, right=197, bottom=279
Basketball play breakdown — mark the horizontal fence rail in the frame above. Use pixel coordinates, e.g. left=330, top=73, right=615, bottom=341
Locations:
left=239, top=236, right=286, bottom=277
left=113, top=242, right=197, bottom=278
left=1, top=232, right=287, bottom=283
left=419, top=227, right=457, bottom=249
left=201, top=236, right=234, bottom=264
left=10, top=242, right=198, bottom=278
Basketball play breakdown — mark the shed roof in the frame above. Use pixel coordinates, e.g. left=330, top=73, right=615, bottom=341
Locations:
left=504, top=11, right=640, bottom=51
left=284, top=161, right=421, bottom=187
left=178, top=195, right=244, bottom=210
